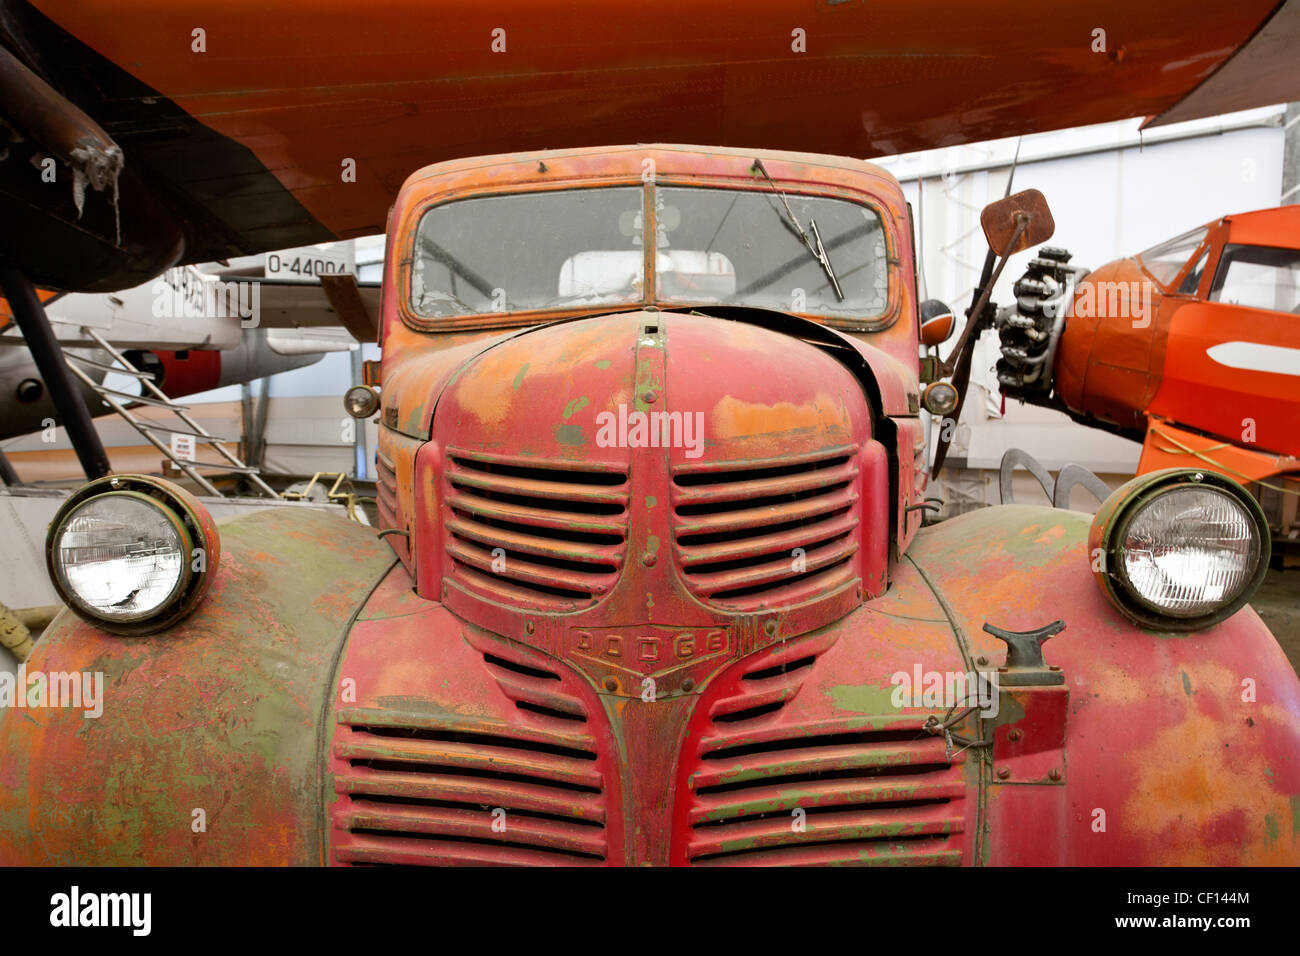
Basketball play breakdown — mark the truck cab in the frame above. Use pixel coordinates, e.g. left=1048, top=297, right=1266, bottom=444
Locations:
left=3, top=145, right=1298, bottom=867
left=373, top=145, right=926, bottom=618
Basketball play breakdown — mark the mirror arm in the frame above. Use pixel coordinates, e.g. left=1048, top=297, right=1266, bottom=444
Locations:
left=938, top=213, right=1029, bottom=377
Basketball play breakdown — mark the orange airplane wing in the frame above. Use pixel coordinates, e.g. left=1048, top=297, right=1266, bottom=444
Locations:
left=4, top=0, right=1300, bottom=293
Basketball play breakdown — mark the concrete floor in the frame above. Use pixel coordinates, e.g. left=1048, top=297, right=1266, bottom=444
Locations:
left=1255, top=568, right=1300, bottom=677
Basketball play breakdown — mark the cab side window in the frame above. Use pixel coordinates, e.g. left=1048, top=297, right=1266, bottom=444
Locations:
left=1208, top=244, right=1300, bottom=313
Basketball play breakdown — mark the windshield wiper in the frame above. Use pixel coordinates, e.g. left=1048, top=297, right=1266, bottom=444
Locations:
left=751, top=158, right=844, bottom=302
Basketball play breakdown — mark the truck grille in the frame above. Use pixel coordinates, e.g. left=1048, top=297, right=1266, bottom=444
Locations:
left=444, top=451, right=629, bottom=610
left=333, top=639, right=613, bottom=866
left=677, top=642, right=966, bottom=866
left=671, top=447, right=860, bottom=609
left=375, top=449, right=398, bottom=527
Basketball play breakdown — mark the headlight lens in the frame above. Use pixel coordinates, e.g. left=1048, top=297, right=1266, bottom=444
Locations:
left=46, top=475, right=221, bottom=635
left=1118, top=487, right=1257, bottom=617
left=344, top=384, right=380, bottom=419
left=1090, top=469, right=1268, bottom=631
left=53, top=493, right=189, bottom=622
left=922, top=381, right=959, bottom=416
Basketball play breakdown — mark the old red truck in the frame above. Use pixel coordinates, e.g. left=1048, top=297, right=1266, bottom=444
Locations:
left=2, top=145, right=1297, bottom=866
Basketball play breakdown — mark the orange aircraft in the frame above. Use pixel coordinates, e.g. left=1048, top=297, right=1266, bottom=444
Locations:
left=993, top=206, right=1300, bottom=549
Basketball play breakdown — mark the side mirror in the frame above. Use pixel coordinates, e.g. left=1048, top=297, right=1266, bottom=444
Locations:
left=919, top=299, right=955, bottom=347
left=980, top=189, right=1055, bottom=254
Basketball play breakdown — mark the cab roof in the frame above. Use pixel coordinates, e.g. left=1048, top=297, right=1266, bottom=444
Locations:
left=399, top=143, right=904, bottom=202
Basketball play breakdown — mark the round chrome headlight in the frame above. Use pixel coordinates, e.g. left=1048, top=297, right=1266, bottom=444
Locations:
left=343, top=384, right=380, bottom=419
left=46, top=475, right=221, bottom=635
left=922, top=381, right=959, bottom=417
left=1090, top=469, right=1268, bottom=631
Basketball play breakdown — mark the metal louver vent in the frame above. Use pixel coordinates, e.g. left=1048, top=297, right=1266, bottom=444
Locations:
left=332, top=636, right=612, bottom=866
left=375, top=449, right=398, bottom=526
left=444, top=452, right=629, bottom=610
left=672, top=447, right=860, bottom=609
left=677, top=641, right=966, bottom=866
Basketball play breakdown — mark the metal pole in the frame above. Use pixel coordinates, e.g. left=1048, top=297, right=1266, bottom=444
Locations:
left=252, top=376, right=271, bottom=472
left=1283, top=103, right=1300, bottom=205
left=240, top=382, right=253, bottom=463
left=0, top=265, right=110, bottom=479
left=350, top=347, right=368, bottom=479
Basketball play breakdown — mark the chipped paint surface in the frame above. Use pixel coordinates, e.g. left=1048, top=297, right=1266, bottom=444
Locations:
left=0, top=508, right=393, bottom=864
left=712, top=393, right=852, bottom=443
left=910, top=504, right=1300, bottom=865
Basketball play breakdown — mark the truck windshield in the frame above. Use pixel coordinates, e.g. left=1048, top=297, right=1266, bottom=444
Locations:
left=655, top=186, right=888, bottom=317
left=409, top=184, right=889, bottom=319
left=411, top=187, right=644, bottom=317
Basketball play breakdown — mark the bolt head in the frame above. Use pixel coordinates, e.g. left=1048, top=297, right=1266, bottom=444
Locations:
left=996, top=767, right=1011, bottom=780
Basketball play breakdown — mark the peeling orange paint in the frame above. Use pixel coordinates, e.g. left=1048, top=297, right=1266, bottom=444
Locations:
left=1122, top=710, right=1298, bottom=864
left=711, top=392, right=851, bottom=442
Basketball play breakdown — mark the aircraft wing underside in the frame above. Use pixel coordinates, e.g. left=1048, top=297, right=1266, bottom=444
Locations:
left=2, top=0, right=1298, bottom=292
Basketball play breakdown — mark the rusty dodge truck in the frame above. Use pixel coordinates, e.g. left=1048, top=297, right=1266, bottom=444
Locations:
left=3, top=145, right=1297, bottom=866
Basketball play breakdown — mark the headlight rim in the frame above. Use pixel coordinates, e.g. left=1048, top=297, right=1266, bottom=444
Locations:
left=922, top=381, right=959, bottom=417
left=50, top=489, right=194, bottom=625
left=1090, top=468, right=1269, bottom=632
left=45, top=475, right=221, bottom=636
left=343, top=384, right=380, bottom=419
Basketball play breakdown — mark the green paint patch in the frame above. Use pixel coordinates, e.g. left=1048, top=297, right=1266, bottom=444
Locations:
left=994, top=693, right=1025, bottom=726
left=646, top=534, right=660, bottom=555
left=563, top=396, right=589, bottom=419
left=553, top=424, right=585, bottom=446
left=1180, top=671, right=1193, bottom=697
left=512, top=363, right=530, bottom=391
left=1291, top=794, right=1300, bottom=843
left=595, top=360, right=611, bottom=370
left=1265, top=814, right=1279, bottom=847
left=827, top=683, right=898, bottom=715
left=645, top=495, right=657, bottom=509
